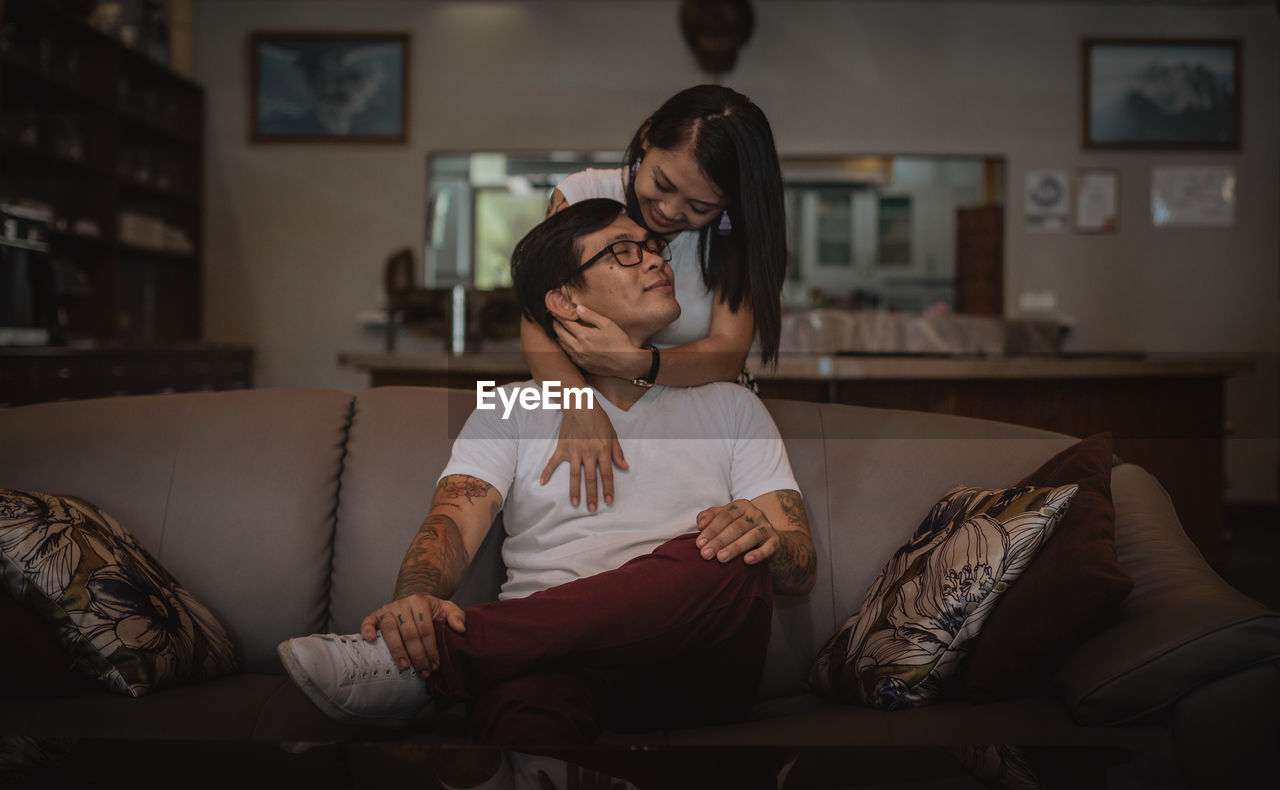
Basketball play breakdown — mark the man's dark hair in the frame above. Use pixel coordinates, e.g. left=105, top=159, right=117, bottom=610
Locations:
left=511, top=198, right=625, bottom=339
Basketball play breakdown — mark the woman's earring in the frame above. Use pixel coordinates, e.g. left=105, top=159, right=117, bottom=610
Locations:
left=717, top=210, right=733, bottom=236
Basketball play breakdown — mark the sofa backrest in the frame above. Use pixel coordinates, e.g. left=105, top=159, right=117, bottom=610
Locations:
left=332, top=387, right=1076, bottom=699
left=0, top=388, right=353, bottom=674
left=758, top=397, right=1074, bottom=697
left=328, top=386, right=506, bottom=636
left=0, top=386, right=1079, bottom=689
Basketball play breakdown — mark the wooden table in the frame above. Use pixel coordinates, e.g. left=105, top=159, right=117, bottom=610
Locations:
left=339, top=350, right=1249, bottom=570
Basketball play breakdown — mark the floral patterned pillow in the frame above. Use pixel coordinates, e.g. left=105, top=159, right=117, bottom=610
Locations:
left=0, top=489, right=239, bottom=697
left=807, top=483, right=1077, bottom=710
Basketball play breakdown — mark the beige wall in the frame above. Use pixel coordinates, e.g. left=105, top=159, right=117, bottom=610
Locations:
left=194, top=0, right=1278, bottom=501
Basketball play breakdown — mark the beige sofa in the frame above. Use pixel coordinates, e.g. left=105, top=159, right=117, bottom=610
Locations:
left=1, top=387, right=1277, bottom=787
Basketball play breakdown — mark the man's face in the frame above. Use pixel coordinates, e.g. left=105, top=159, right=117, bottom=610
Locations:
left=565, top=214, right=680, bottom=339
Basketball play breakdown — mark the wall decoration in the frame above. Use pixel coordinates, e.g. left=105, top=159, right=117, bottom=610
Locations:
left=1024, top=171, right=1070, bottom=232
left=679, top=0, right=755, bottom=76
left=1082, top=39, right=1240, bottom=150
left=250, top=32, right=409, bottom=143
left=1151, top=166, right=1236, bottom=228
left=1074, top=169, right=1119, bottom=233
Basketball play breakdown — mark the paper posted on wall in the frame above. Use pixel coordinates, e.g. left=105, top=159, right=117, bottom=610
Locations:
left=1151, top=166, right=1236, bottom=228
left=1024, top=171, right=1070, bottom=232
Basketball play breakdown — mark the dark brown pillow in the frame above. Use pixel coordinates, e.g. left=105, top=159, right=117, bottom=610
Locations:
left=0, top=592, right=79, bottom=697
left=962, top=433, right=1135, bottom=702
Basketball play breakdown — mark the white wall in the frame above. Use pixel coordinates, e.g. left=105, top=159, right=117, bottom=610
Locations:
left=195, top=0, right=1278, bottom=501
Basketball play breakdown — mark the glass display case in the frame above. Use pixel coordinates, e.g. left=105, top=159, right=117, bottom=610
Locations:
left=424, top=151, right=1005, bottom=315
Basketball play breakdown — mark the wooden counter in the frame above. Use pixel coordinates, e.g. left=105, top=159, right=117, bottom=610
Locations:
left=339, top=350, right=1244, bottom=383
left=339, top=350, right=1250, bottom=570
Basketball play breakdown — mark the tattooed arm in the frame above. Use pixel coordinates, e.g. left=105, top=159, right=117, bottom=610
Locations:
left=360, top=474, right=503, bottom=677
left=694, top=489, right=817, bottom=596
left=393, top=475, right=502, bottom=600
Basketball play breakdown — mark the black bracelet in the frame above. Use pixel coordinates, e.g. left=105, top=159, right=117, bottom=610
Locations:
left=632, top=344, right=660, bottom=388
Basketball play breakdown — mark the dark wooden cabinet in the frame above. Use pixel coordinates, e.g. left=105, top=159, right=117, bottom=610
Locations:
left=955, top=205, right=1003, bottom=316
left=0, top=346, right=254, bottom=406
left=0, top=0, right=203, bottom=346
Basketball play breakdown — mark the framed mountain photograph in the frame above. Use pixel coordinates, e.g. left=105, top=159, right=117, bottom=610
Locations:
left=1082, top=39, right=1240, bottom=151
left=250, top=31, right=409, bottom=143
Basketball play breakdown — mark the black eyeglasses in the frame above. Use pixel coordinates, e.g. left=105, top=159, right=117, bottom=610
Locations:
left=573, top=236, right=671, bottom=277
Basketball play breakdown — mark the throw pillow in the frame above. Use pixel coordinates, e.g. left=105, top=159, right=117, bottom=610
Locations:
left=0, top=489, right=239, bottom=697
left=807, top=483, right=1077, bottom=710
left=962, top=434, right=1135, bottom=703
left=0, top=592, right=79, bottom=697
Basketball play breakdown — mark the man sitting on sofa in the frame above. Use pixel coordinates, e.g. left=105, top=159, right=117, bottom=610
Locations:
left=278, top=198, right=815, bottom=771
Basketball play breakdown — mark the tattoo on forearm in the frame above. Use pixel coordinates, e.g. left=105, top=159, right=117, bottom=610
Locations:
left=769, top=491, right=817, bottom=595
left=394, top=512, right=470, bottom=600
left=770, top=532, right=818, bottom=595
left=777, top=490, right=807, bottom=530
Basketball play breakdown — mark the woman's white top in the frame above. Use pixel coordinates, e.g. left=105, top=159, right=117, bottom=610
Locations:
left=555, top=168, right=713, bottom=348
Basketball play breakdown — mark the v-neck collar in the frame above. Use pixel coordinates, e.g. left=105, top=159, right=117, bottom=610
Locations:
left=594, top=383, right=666, bottom=416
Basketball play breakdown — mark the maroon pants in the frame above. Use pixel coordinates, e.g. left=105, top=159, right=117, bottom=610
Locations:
left=428, top=534, right=773, bottom=748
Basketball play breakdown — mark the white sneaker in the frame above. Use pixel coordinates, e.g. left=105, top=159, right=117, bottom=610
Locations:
left=277, top=633, right=429, bottom=728
left=509, top=753, right=639, bottom=790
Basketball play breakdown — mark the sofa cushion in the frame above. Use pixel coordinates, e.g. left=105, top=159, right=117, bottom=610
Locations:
left=963, top=433, right=1134, bottom=702
left=808, top=484, right=1077, bottom=710
left=0, top=593, right=78, bottom=697
left=0, top=490, right=238, bottom=697
left=0, top=389, right=353, bottom=674
left=1056, top=464, right=1280, bottom=725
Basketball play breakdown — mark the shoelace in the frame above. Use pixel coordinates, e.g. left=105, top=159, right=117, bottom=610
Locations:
left=332, top=635, right=399, bottom=680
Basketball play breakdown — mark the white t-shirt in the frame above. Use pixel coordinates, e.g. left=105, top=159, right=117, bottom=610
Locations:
left=439, top=381, right=798, bottom=600
left=555, top=168, right=713, bottom=348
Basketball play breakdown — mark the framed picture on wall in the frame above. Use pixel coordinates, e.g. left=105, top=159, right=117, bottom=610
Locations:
left=249, top=31, right=409, bottom=143
left=1074, top=169, right=1119, bottom=233
left=1082, top=38, right=1241, bottom=150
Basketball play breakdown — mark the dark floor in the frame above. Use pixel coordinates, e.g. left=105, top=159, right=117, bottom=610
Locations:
left=1221, top=503, right=1280, bottom=611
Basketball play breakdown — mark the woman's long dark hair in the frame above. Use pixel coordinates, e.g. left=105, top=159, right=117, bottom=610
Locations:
left=622, top=85, right=787, bottom=366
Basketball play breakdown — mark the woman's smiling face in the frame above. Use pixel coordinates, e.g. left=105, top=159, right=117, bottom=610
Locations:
left=632, top=141, right=730, bottom=235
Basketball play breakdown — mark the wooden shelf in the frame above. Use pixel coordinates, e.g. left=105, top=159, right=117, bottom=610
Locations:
left=118, top=242, right=194, bottom=261
left=0, top=50, right=115, bottom=109
left=119, top=177, right=198, bottom=204
left=0, top=0, right=205, bottom=348
left=0, top=138, right=116, bottom=179
left=0, top=346, right=255, bottom=407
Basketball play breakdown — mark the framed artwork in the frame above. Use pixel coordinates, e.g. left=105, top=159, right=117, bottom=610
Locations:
left=1151, top=166, right=1236, bottom=228
left=249, top=31, right=409, bottom=143
left=1082, top=38, right=1241, bottom=150
left=1024, top=170, right=1070, bottom=233
left=1074, top=169, right=1119, bottom=233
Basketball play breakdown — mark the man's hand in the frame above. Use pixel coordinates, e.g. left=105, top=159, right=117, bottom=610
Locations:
left=695, top=499, right=780, bottom=565
left=695, top=490, right=817, bottom=595
left=360, top=593, right=466, bottom=679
